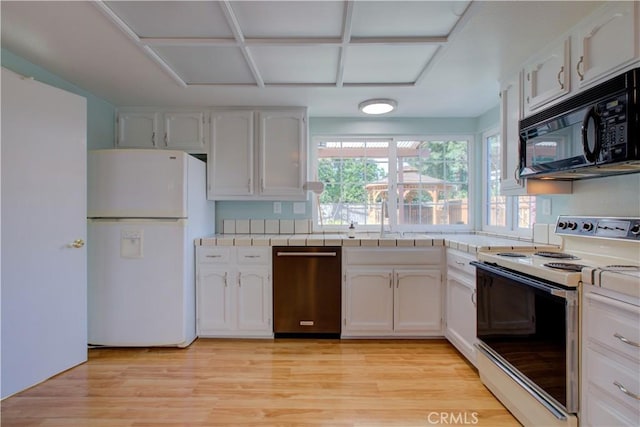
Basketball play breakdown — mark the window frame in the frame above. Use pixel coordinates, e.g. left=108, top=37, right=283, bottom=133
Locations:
left=481, top=127, right=534, bottom=238
left=311, top=134, right=475, bottom=233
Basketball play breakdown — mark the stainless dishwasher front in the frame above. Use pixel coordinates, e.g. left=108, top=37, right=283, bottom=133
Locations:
left=272, top=246, right=342, bottom=336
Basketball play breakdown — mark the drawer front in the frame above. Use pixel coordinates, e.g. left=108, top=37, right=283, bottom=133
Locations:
left=586, top=347, right=640, bottom=411
left=583, top=382, right=640, bottom=427
left=197, top=246, right=232, bottom=264
left=584, top=292, right=640, bottom=363
left=345, top=247, right=442, bottom=266
left=446, top=249, right=476, bottom=277
left=236, top=247, right=270, bottom=265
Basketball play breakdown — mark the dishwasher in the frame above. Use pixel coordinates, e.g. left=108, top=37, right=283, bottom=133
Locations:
left=272, top=246, right=342, bottom=337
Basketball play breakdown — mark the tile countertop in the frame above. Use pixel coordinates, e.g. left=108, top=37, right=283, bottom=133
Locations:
left=195, top=233, right=557, bottom=255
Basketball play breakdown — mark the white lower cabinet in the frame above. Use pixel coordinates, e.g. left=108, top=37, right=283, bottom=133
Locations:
left=581, top=286, right=640, bottom=427
left=196, top=246, right=272, bottom=338
left=342, top=248, right=443, bottom=338
left=445, top=249, right=478, bottom=366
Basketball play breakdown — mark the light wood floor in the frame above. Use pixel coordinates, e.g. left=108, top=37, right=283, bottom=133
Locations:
left=2, top=339, right=520, bottom=426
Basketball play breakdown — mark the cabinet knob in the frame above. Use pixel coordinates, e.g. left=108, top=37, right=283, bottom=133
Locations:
left=576, top=56, right=584, bottom=81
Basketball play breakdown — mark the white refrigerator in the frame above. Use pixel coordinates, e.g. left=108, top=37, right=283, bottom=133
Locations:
left=87, top=149, right=214, bottom=347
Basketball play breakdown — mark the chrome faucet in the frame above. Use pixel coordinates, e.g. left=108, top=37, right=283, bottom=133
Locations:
left=380, top=200, right=387, bottom=237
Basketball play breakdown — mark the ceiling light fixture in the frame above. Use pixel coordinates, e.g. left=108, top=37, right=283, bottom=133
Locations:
left=358, top=98, right=397, bottom=115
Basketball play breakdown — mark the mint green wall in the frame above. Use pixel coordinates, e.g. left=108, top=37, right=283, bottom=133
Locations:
left=1, top=49, right=115, bottom=150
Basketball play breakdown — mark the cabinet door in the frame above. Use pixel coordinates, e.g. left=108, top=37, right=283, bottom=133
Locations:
left=445, top=270, right=477, bottom=366
left=236, top=267, right=272, bottom=333
left=197, top=266, right=234, bottom=334
left=116, top=112, right=158, bottom=148
left=258, top=110, right=306, bottom=199
left=499, top=72, right=525, bottom=195
left=163, top=111, right=206, bottom=152
left=394, top=269, right=442, bottom=333
left=574, top=2, right=639, bottom=88
left=208, top=110, right=254, bottom=199
left=344, top=269, right=393, bottom=333
left=523, top=37, right=570, bottom=114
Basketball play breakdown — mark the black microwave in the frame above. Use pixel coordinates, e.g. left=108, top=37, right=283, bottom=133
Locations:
left=519, top=67, right=639, bottom=180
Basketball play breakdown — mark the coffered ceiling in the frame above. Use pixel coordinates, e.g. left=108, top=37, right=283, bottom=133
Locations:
left=1, top=1, right=603, bottom=117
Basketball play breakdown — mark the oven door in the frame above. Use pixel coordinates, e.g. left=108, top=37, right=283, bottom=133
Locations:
left=472, top=261, right=579, bottom=416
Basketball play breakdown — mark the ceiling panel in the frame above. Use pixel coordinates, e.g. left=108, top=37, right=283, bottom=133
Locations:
left=231, top=1, right=345, bottom=38
left=351, top=1, right=469, bottom=37
left=343, top=45, right=439, bottom=84
left=105, top=1, right=233, bottom=38
left=249, top=46, right=340, bottom=84
left=153, top=46, right=255, bottom=84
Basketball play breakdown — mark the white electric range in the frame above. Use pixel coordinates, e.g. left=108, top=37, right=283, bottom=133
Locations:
left=477, top=216, right=640, bottom=289
left=473, top=216, right=640, bottom=427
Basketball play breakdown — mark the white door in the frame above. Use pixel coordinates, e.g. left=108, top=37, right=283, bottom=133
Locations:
left=394, top=269, right=442, bottom=333
left=209, top=110, right=254, bottom=198
left=87, top=219, right=190, bottom=346
left=88, top=149, right=187, bottom=218
left=197, top=267, right=234, bottom=333
left=237, top=267, right=271, bottom=332
left=116, top=111, right=158, bottom=148
left=344, top=269, right=394, bottom=333
left=1, top=68, right=87, bottom=398
left=163, top=111, right=206, bottom=152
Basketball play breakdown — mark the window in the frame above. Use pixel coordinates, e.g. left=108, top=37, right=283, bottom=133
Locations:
left=312, top=136, right=472, bottom=231
left=482, top=128, right=535, bottom=235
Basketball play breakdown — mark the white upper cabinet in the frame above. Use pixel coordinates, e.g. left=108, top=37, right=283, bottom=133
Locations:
left=208, top=108, right=308, bottom=201
left=209, top=110, right=255, bottom=198
left=258, top=109, right=307, bottom=199
left=523, top=37, right=571, bottom=115
left=573, top=1, right=640, bottom=90
left=116, top=111, right=158, bottom=148
left=499, top=71, right=525, bottom=196
left=116, top=108, right=208, bottom=153
left=163, top=111, right=206, bottom=152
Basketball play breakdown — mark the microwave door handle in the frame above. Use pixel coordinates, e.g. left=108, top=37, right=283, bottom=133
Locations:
left=582, top=106, right=600, bottom=163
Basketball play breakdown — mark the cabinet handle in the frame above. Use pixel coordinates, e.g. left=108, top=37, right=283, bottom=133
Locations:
left=223, top=272, right=228, bottom=287
left=389, top=273, right=393, bottom=288
left=471, top=290, right=477, bottom=306
left=557, top=66, right=564, bottom=90
left=455, top=261, right=466, bottom=266
left=395, top=272, right=399, bottom=288
left=238, top=272, right=241, bottom=287
left=243, top=255, right=260, bottom=259
left=576, top=56, right=584, bottom=81
left=613, top=332, right=640, bottom=348
left=164, top=132, right=168, bottom=146
left=206, top=255, right=222, bottom=258
left=248, top=178, right=251, bottom=191
left=613, top=381, right=640, bottom=400
left=152, top=132, right=156, bottom=146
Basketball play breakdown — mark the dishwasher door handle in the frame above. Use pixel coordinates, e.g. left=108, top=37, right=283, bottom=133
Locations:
left=276, top=252, right=337, bottom=257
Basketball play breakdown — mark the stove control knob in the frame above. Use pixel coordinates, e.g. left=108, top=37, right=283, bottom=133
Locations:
left=631, top=223, right=640, bottom=236
left=557, top=221, right=567, bottom=230
left=582, top=222, right=594, bottom=232
left=568, top=221, right=578, bottom=230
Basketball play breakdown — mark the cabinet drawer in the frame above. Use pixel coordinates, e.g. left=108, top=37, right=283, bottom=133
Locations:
left=586, top=347, right=640, bottom=410
left=236, top=247, right=270, bottom=265
left=197, top=247, right=232, bottom=264
left=584, top=292, right=640, bottom=362
left=446, top=249, right=476, bottom=277
left=345, top=247, right=442, bottom=266
left=583, top=382, right=640, bottom=427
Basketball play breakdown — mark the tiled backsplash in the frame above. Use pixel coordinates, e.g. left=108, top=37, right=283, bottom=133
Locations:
left=223, top=219, right=313, bottom=234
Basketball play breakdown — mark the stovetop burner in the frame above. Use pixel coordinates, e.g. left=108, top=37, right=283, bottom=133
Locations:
left=544, top=262, right=588, bottom=272
left=496, top=252, right=528, bottom=258
left=535, top=251, right=579, bottom=260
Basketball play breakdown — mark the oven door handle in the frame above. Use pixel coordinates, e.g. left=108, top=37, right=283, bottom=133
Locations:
left=276, top=252, right=337, bottom=257
left=471, top=261, right=572, bottom=299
